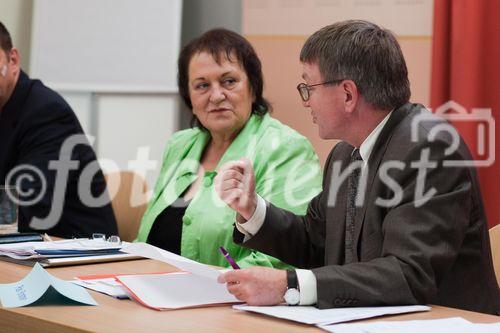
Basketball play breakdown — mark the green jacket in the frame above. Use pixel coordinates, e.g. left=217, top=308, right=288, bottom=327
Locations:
left=136, top=114, right=322, bottom=268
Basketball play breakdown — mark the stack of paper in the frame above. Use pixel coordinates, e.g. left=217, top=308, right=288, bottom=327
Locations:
left=319, top=317, right=500, bottom=333
left=233, top=304, right=431, bottom=326
left=72, top=277, right=130, bottom=299
left=72, top=272, right=180, bottom=300
left=120, top=243, right=239, bottom=309
left=0, top=239, right=140, bottom=267
left=116, top=272, right=238, bottom=310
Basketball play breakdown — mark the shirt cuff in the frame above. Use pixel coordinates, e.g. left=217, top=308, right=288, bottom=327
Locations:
left=235, top=195, right=266, bottom=239
left=296, top=269, right=317, bottom=305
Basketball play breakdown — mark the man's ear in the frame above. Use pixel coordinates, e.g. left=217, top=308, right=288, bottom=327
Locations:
left=8, top=48, right=21, bottom=76
left=341, top=80, right=359, bottom=113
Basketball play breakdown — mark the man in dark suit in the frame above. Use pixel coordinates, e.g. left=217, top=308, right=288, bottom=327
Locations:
left=215, top=20, right=499, bottom=314
left=0, top=21, right=117, bottom=238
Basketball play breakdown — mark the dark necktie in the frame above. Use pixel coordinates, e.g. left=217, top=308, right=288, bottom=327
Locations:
left=345, top=148, right=363, bottom=264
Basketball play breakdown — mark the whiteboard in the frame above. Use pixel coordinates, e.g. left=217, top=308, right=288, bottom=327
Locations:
left=30, top=0, right=182, bottom=93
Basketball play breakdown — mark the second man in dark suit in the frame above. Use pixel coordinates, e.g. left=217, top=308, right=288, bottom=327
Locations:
left=0, top=21, right=117, bottom=238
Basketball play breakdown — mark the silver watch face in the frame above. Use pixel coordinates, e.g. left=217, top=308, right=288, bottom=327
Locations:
left=284, top=288, right=300, bottom=305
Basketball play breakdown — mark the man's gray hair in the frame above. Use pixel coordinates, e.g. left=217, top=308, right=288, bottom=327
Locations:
left=300, top=20, right=411, bottom=110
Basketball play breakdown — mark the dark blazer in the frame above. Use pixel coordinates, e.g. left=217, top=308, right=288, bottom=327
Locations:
left=0, top=71, right=117, bottom=238
left=236, top=103, right=500, bottom=315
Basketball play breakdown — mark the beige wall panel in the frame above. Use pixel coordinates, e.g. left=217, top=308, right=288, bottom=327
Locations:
left=243, top=0, right=433, bottom=37
left=399, top=37, right=432, bottom=108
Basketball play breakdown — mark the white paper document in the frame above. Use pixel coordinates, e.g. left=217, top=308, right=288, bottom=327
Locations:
left=116, top=272, right=239, bottom=310
left=473, top=323, right=500, bottom=333
left=122, top=242, right=221, bottom=280
left=72, top=278, right=130, bottom=299
left=233, top=304, right=430, bottom=326
left=319, top=317, right=500, bottom=333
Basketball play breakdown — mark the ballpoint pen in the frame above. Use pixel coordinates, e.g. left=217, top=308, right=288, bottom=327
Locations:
left=219, top=246, right=241, bottom=269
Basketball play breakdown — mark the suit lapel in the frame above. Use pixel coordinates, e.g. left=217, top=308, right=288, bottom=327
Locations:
left=353, top=105, right=411, bottom=259
left=324, top=143, right=352, bottom=265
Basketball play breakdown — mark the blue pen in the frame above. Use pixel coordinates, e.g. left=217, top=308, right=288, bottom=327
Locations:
left=219, top=246, right=240, bottom=269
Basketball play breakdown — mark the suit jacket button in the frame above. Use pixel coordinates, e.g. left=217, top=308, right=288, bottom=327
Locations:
left=334, top=298, right=342, bottom=306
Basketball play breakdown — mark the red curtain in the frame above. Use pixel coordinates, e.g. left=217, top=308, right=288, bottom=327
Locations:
left=431, top=0, right=500, bottom=228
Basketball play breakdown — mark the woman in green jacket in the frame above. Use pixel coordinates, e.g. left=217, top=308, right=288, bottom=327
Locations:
left=136, top=29, right=322, bottom=269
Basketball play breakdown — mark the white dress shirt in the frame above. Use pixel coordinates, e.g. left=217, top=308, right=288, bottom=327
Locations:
left=236, top=111, right=393, bottom=305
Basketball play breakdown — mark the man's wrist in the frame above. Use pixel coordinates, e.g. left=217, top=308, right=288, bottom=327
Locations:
left=235, top=195, right=266, bottom=237
left=239, top=196, right=258, bottom=222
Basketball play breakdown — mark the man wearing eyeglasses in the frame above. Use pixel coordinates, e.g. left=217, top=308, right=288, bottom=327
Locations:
left=0, top=21, right=117, bottom=238
left=215, top=20, right=499, bottom=315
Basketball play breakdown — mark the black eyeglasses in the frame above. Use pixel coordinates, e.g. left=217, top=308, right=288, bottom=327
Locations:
left=296, top=79, right=345, bottom=102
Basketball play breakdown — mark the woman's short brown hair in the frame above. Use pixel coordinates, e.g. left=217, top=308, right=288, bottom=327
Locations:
left=178, top=28, right=271, bottom=127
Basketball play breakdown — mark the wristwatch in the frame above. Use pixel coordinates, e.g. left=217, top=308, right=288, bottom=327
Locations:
left=284, top=269, right=300, bottom=306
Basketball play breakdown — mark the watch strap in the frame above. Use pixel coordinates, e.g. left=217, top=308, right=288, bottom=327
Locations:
left=286, top=269, right=298, bottom=290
